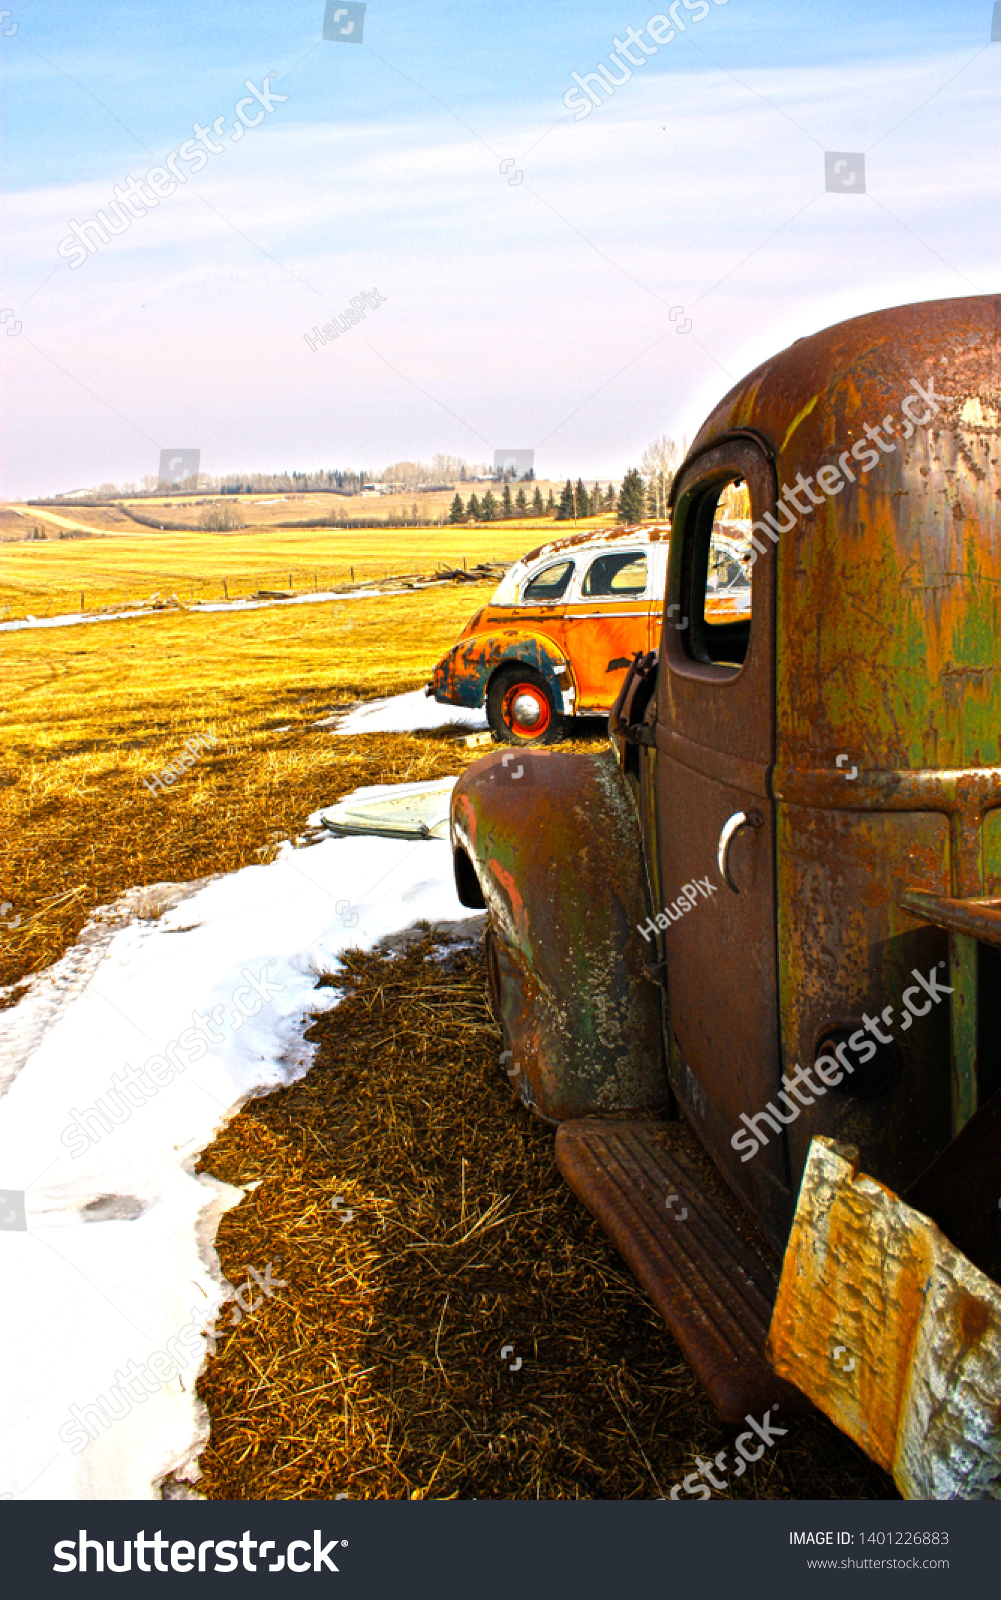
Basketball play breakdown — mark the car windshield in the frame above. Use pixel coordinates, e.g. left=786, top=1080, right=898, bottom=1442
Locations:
left=522, top=560, right=574, bottom=603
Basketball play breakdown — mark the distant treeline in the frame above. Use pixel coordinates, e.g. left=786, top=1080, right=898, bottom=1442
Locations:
left=447, top=481, right=619, bottom=524
left=282, top=516, right=452, bottom=530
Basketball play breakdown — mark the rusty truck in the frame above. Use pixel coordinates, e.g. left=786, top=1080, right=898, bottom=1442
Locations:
left=448, top=293, right=1001, bottom=1499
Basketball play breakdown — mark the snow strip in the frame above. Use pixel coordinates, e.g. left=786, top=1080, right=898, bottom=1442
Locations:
left=0, top=588, right=409, bottom=635
left=323, top=688, right=487, bottom=735
left=0, top=782, right=481, bottom=1500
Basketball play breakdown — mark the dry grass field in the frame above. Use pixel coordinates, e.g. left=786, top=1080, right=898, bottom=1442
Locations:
left=193, top=934, right=894, bottom=1501
left=0, top=520, right=893, bottom=1501
left=0, top=493, right=609, bottom=619
left=0, top=578, right=498, bottom=994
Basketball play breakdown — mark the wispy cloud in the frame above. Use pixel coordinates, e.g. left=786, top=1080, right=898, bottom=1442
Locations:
left=3, top=22, right=996, bottom=496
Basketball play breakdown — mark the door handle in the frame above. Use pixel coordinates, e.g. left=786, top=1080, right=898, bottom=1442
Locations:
left=717, top=809, right=764, bottom=893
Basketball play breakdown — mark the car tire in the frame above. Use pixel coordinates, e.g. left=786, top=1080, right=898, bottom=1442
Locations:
left=486, top=664, right=564, bottom=746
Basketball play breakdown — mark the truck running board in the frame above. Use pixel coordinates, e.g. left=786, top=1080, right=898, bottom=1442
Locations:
left=555, top=1118, right=809, bottom=1424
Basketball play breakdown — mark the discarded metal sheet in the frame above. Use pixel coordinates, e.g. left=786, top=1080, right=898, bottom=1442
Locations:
left=319, top=778, right=456, bottom=840
left=767, top=1137, right=1001, bottom=1499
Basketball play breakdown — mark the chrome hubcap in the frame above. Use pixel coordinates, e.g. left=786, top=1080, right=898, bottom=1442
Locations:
left=510, top=691, right=543, bottom=727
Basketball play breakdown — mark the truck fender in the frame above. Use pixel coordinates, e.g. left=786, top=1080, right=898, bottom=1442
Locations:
left=450, top=747, right=668, bottom=1120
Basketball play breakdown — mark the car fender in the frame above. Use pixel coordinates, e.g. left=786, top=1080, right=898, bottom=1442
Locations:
left=430, top=629, right=574, bottom=712
left=450, top=747, right=667, bottom=1120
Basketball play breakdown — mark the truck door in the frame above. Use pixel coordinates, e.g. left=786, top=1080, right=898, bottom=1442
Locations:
left=655, top=440, right=789, bottom=1242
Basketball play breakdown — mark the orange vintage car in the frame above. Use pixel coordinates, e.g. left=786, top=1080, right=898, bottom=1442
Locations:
left=428, top=523, right=752, bottom=744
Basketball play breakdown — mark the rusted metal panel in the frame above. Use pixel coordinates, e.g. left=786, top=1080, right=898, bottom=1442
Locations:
left=429, top=626, right=570, bottom=712
left=450, top=749, right=667, bottom=1120
left=767, top=1137, right=1001, bottom=1499
left=666, top=295, right=1001, bottom=1222
left=775, top=807, right=953, bottom=1203
left=900, top=887, right=1001, bottom=946
left=557, top=1119, right=809, bottom=1423
left=657, top=441, right=790, bottom=1245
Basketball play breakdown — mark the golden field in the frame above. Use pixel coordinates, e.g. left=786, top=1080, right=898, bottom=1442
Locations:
left=0, top=493, right=611, bottom=619
left=0, top=577, right=505, bottom=993
left=0, top=520, right=888, bottom=1500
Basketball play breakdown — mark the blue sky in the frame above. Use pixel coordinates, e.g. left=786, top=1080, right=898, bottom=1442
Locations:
left=2, top=0, right=998, bottom=496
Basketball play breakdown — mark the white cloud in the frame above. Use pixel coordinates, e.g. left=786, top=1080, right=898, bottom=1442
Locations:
left=3, top=48, right=996, bottom=495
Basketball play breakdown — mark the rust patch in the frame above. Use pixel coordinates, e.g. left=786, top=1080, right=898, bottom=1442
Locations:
left=955, top=1291, right=991, bottom=1350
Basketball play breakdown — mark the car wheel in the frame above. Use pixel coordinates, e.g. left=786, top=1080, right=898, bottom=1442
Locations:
left=486, top=664, right=564, bottom=746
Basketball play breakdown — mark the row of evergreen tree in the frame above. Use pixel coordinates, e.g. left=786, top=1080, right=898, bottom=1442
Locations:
left=448, top=471, right=653, bottom=524
left=449, top=484, right=547, bottom=522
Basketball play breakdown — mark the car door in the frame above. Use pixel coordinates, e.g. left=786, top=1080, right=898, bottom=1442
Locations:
left=514, top=557, right=576, bottom=651
left=655, top=441, right=790, bottom=1241
left=561, top=546, right=652, bottom=712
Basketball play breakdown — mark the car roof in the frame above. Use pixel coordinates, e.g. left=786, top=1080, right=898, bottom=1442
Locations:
left=519, top=523, right=671, bottom=566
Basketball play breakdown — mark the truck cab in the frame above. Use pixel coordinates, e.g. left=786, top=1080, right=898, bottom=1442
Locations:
left=448, top=293, right=1001, bottom=1497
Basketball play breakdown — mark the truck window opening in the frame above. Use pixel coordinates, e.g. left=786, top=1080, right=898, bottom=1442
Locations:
left=684, top=480, right=753, bottom=670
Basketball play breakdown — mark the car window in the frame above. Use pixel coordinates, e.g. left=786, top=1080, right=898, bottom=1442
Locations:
left=582, top=552, right=647, bottom=597
left=522, top=560, right=574, bottom=603
left=704, top=527, right=752, bottom=622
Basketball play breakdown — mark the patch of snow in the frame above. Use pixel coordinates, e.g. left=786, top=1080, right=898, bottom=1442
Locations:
left=0, top=588, right=408, bottom=634
left=323, top=688, right=487, bottom=736
left=0, top=607, right=156, bottom=633
left=0, top=788, right=482, bottom=1500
